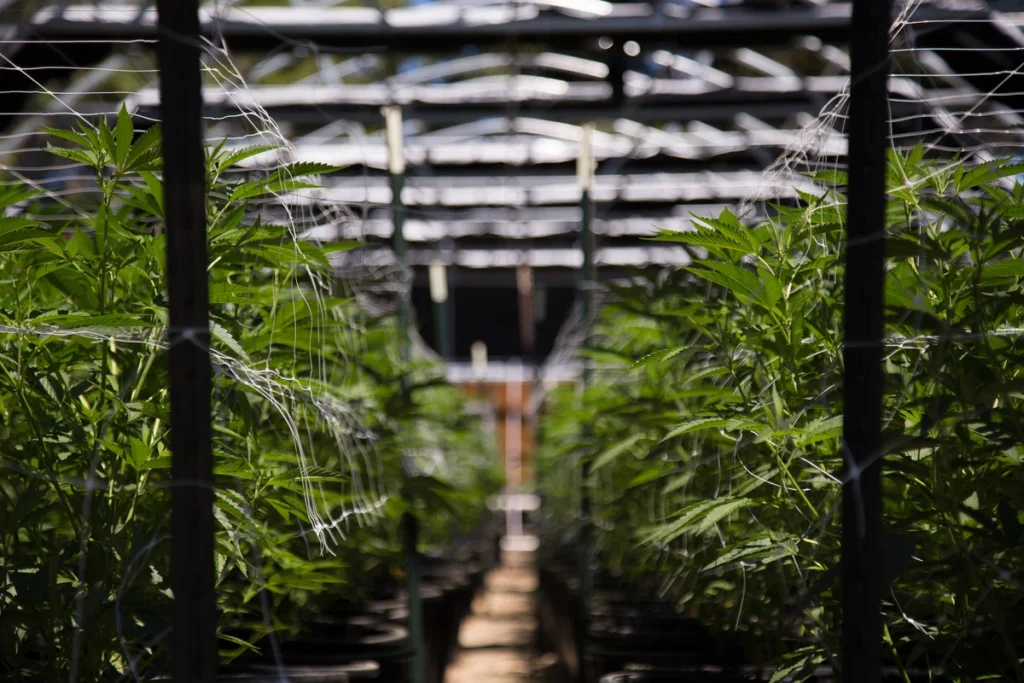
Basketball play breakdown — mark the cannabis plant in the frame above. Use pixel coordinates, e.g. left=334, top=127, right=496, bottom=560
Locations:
left=538, top=148, right=1024, bottom=682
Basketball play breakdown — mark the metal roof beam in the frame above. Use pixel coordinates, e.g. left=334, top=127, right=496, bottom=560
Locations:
left=330, top=245, right=693, bottom=269
left=231, top=130, right=845, bottom=170
left=114, top=80, right=975, bottom=127
left=257, top=168, right=819, bottom=206
left=300, top=212, right=725, bottom=242
left=23, top=3, right=986, bottom=53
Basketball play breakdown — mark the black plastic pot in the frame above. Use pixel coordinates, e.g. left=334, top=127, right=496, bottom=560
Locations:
left=536, top=562, right=581, bottom=682
left=364, top=598, right=407, bottom=624
left=599, top=665, right=954, bottom=683
left=216, top=661, right=380, bottom=681
left=582, top=622, right=719, bottom=683
left=599, top=668, right=749, bottom=683
left=418, top=582, right=457, bottom=683
left=133, top=660, right=381, bottom=683
left=249, top=617, right=414, bottom=683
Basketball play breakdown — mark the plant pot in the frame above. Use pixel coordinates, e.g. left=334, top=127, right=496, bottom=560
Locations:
left=364, top=598, right=407, bottom=624
left=729, top=665, right=953, bottom=683
left=581, top=618, right=724, bottom=683
left=216, top=661, right=380, bottom=681
left=418, top=582, right=457, bottom=683
left=536, top=563, right=582, bottom=682
left=599, top=667, right=749, bottom=683
left=249, top=618, right=414, bottom=683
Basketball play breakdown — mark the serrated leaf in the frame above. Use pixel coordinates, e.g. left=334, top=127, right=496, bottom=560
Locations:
left=115, top=103, right=134, bottom=169
left=45, top=144, right=98, bottom=169
left=211, top=321, right=249, bottom=362
left=702, top=532, right=797, bottom=572
left=217, top=144, right=278, bottom=173
left=693, top=497, right=754, bottom=535
left=276, top=161, right=342, bottom=179
left=809, top=169, right=848, bottom=186
left=590, top=433, right=646, bottom=473
left=43, top=127, right=91, bottom=148
left=639, top=497, right=753, bottom=545
left=127, top=437, right=151, bottom=471
left=125, top=124, right=162, bottom=172
left=794, top=415, right=842, bottom=447
left=228, top=178, right=320, bottom=203
left=660, top=417, right=731, bottom=442
left=978, top=258, right=1024, bottom=283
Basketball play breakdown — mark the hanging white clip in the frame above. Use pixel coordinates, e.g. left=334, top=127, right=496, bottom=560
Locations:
left=429, top=261, right=448, bottom=304
left=382, top=105, right=405, bottom=175
left=577, top=122, right=596, bottom=192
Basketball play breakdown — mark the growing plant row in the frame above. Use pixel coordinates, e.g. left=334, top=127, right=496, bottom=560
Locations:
left=536, top=149, right=1024, bottom=682
left=0, top=108, right=503, bottom=680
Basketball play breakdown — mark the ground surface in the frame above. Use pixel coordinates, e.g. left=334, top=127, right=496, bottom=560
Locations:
left=443, top=541, right=548, bottom=683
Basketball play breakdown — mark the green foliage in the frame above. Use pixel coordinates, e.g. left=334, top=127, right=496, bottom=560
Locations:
left=0, top=106, right=500, bottom=679
left=538, top=148, right=1024, bottom=681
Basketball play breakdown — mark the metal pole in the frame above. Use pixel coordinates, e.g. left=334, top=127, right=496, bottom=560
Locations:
left=516, top=265, right=537, bottom=503
left=385, top=106, right=410, bottom=372
left=841, top=0, right=889, bottom=681
left=517, top=264, right=536, bottom=360
left=577, top=122, right=596, bottom=671
left=385, top=105, right=426, bottom=683
left=429, top=261, right=451, bottom=360
left=156, top=1, right=215, bottom=682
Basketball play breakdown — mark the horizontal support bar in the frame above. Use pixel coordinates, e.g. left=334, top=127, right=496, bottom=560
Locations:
left=23, top=3, right=985, bottom=52
left=333, top=245, right=691, bottom=269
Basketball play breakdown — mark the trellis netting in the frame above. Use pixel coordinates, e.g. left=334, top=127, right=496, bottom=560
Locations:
left=0, top=5, right=455, bottom=679
left=535, top=0, right=1024, bottom=679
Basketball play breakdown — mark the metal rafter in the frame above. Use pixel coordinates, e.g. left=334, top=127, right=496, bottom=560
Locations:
left=23, top=2, right=986, bottom=52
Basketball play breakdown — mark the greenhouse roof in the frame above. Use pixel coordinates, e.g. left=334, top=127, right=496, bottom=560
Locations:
left=3, top=0, right=1020, bottom=283
left=119, top=72, right=977, bottom=125
left=3, top=0, right=1021, bottom=358
left=329, top=244, right=691, bottom=269
left=277, top=169, right=818, bottom=207
left=23, top=2, right=986, bottom=52
left=235, top=129, right=846, bottom=169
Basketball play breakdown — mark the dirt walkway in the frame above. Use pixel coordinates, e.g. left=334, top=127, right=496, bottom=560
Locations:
left=444, top=540, right=541, bottom=683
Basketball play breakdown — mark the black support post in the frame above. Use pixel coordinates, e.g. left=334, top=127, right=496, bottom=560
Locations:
left=156, top=1, right=215, bottom=682
left=392, top=170, right=410, bottom=362
left=576, top=123, right=596, bottom=675
left=430, top=262, right=452, bottom=360
left=841, top=0, right=889, bottom=681
left=385, top=105, right=427, bottom=683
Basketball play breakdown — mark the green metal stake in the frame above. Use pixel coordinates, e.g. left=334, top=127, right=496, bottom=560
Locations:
left=429, top=260, right=458, bottom=553
left=385, top=105, right=426, bottom=683
left=429, top=261, right=451, bottom=360
left=576, top=122, right=596, bottom=678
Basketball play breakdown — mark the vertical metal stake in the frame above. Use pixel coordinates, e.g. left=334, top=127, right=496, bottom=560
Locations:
left=391, top=172, right=410, bottom=371
left=576, top=123, right=596, bottom=677
left=385, top=105, right=426, bottom=683
left=402, top=511, right=426, bottom=683
left=156, top=1, right=215, bottom=682
left=842, top=0, right=889, bottom=681
left=429, top=261, right=450, bottom=360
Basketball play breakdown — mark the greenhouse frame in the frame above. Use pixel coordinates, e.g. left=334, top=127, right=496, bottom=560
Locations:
left=4, top=0, right=1024, bottom=681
